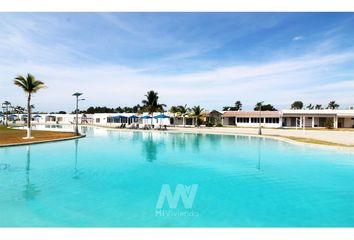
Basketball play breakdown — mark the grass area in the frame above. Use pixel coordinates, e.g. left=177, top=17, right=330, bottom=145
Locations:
left=0, top=125, right=77, bottom=145
left=267, top=134, right=354, bottom=147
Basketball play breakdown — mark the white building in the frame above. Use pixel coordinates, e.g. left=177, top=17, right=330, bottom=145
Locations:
left=222, top=111, right=281, bottom=128
left=281, top=109, right=354, bottom=128
left=221, top=109, right=354, bottom=129
left=3, top=109, right=354, bottom=129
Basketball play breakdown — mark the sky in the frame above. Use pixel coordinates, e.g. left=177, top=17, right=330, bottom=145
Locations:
left=0, top=12, right=353, bottom=112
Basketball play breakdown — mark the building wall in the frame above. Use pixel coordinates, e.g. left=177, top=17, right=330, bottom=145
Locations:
left=5, top=110, right=354, bottom=129
left=223, top=117, right=281, bottom=128
left=343, top=117, right=354, bottom=128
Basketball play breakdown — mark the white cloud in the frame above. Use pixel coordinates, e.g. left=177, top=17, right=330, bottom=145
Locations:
left=292, top=35, right=304, bottom=41
left=0, top=14, right=353, bottom=112
left=1, top=50, right=353, bottom=112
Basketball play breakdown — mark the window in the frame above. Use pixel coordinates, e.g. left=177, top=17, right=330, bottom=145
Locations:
left=96, top=118, right=100, bottom=123
left=251, top=118, right=264, bottom=123
left=265, top=118, right=279, bottom=124
left=237, top=117, right=249, bottom=123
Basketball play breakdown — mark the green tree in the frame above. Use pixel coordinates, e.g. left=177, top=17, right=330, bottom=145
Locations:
left=291, top=101, right=303, bottom=110
left=142, top=90, right=166, bottom=114
left=253, top=103, right=277, bottom=111
left=14, top=74, right=46, bottom=139
left=191, top=105, right=204, bottom=126
left=13, top=106, right=26, bottom=114
left=222, top=100, right=242, bottom=111
left=169, top=106, right=179, bottom=114
left=142, top=90, right=166, bottom=125
left=324, top=118, right=334, bottom=129
left=315, top=104, right=323, bottom=110
left=169, top=105, right=190, bottom=126
left=306, top=104, right=314, bottom=110
left=177, top=104, right=190, bottom=127
left=327, top=101, right=339, bottom=110
left=234, top=100, right=242, bottom=110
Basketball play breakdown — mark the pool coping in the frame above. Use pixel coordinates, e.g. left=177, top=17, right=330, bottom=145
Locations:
left=0, top=134, right=86, bottom=148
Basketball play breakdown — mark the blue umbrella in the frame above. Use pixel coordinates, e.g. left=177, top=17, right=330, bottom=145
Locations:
left=154, top=114, right=170, bottom=119
left=129, top=115, right=139, bottom=119
left=140, top=115, right=152, bottom=119
left=112, top=115, right=128, bottom=119
left=33, top=114, right=41, bottom=118
left=9, top=114, right=18, bottom=118
left=0, top=113, right=4, bottom=117
left=22, top=114, right=28, bottom=117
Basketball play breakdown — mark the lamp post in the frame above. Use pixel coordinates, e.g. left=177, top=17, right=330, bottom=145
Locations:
left=72, top=92, right=84, bottom=135
left=258, top=101, right=264, bottom=135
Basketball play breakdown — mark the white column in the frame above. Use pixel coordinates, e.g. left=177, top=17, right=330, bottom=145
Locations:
left=334, top=115, right=338, bottom=128
left=312, top=117, right=315, bottom=128
left=303, top=116, right=305, bottom=130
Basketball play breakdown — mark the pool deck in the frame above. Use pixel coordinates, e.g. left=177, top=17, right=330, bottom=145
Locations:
left=168, top=127, right=354, bottom=147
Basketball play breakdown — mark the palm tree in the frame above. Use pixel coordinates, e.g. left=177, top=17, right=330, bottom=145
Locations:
left=169, top=106, right=180, bottom=115
left=327, top=101, right=339, bottom=110
left=306, top=104, right=314, bottom=110
left=177, top=104, right=190, bottom=127
left=14, top=106, right=26, bottom=114
left=315, top=104, right=322, bottom=110
left=191, top=105, right=204, bottom=127
left=14, top=74, right=46, bottom=139
left=142, top=90, right=166, bottom=124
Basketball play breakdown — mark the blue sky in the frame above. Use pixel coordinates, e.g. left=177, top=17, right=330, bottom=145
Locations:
left=0, top=13, right=353, bottom=112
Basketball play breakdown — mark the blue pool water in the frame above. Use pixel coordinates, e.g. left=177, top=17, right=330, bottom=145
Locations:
left=1, top=126, right=354, bottom=227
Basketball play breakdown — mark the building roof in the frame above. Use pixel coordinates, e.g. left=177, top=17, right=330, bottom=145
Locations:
left=223, top=111, right=280, bottom=118
left=281, top=109, right=337, bottom=115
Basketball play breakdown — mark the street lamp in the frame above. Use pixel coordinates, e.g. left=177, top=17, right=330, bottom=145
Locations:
left=258, top=101, right=264, bottom=135
left=72, top=92, right=84, bottom=135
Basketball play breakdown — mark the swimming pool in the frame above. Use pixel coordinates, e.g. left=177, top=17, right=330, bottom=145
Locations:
left=1, top=126, right=354, bottom=227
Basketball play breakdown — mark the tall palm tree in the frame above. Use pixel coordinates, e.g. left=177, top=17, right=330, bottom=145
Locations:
left=142, top=90, right=166, bottom=124
left=14, top=74, right=46, bottom=139
left=169, top=106, right=180, bottom=115
left=191, top=105, right=204, bottom=127
left=327, top=101, right=339, bottom=110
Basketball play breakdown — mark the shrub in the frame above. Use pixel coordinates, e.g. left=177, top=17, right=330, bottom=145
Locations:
left=324, top=118, right=334, bottom=129
left=205, top=122, right=213, bottom=127
left=216, top=123, right=223, bottom=127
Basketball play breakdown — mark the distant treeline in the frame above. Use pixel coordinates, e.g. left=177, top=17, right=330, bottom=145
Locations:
left=85, top=105, right=143, bottom=114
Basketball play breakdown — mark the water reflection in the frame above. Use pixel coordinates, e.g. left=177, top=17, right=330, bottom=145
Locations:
left=23, top=146, right=40, bottom=200
left=191, top=134, right=201, bottom=153
left=142, top=133, right=159, bottom=162
left=72, top=139, right=80, bottom=180
left=257, top=137, right=262, bottom=171
left=80, top=126, right=88, bottom=135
